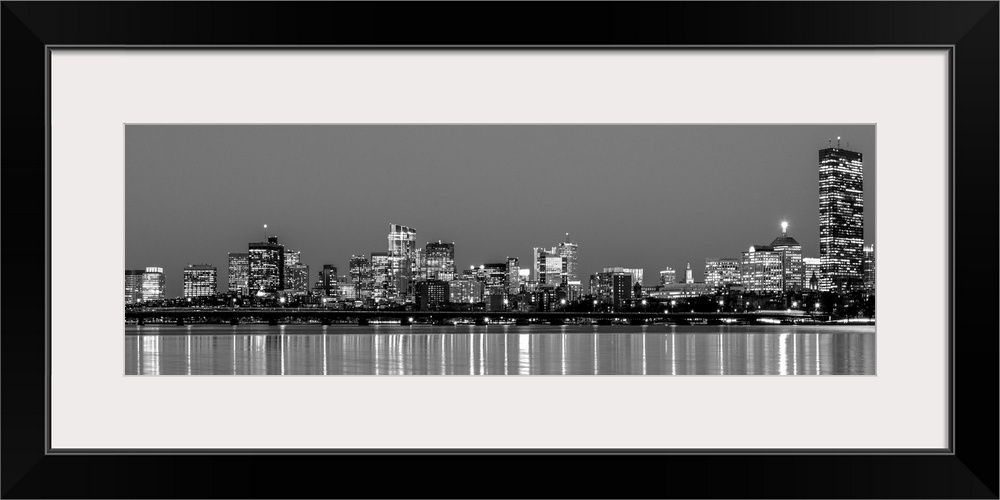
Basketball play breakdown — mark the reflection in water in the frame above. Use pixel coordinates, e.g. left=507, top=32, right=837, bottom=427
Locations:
left=125, top=325, right=875, bottom=375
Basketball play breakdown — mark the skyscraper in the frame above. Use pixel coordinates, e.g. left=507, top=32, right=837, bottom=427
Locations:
left=370, top=251, right=393, bottom=301
left=770, top=221, right=804, bottom=292
left=285, top=263, right=310, bottom=295
left=819, top=140, right=864, bottom=292
left=248, top=236, right=284, bottom=295
left=227, top=252, right=249, bottom=296
left=349, top=254, right=374, bottom=298
left=125, top=269, right=144, bottom=304
left=317, top=264, right=337, bottom=296
left=387, top=223, right=417, bottom=299
left=556, top=234, right=578, bottom=284
left=424, top=241, right=456, bottom=281
left=141, top=266, right=165, bottom=301
left=506, top=257, right=521, bottom=296
left=863, top=244, right=876, bottom=292
left=685, top=263, right=693, bottom=284
left=183, top=264, right=217, bottom=298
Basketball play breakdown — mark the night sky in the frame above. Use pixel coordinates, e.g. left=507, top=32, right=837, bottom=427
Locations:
left=125, top=124, right=876, bottom=297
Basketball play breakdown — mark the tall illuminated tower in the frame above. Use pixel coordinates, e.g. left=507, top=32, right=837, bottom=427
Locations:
left=556, top=233, right=578, bottom=284
left=387, top=223, right=417, bottom=299
left=819, top=139, right=864, bottom=292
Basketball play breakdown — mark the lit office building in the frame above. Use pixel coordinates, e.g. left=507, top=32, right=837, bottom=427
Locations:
left=284, top=249, right=301, bottom=267
left=740, top=245, right=784, bottom=293
left=183, top=264, right=217, bottom=298
left=349, top=255, right=374, bottom=298
left=622, top=268, right=644, bottom=287
left=317, top=264, right=337, bottom=296
left=424, top=241, right=456, bottom=281
left=705, top=258, right=741, bottom=290
left=248, top=236, right=284, bottom=294
left=448, top=278, right=483, bottom=305
left=863, top=244, right=875, bottom=292
left=141, top=267, right=165, bottom=301
left=412, top=248, right=426, bottom=282
left=659, top=267, right=676, bottom=285
left=370, top=251, right=393, bottom=301
left=285, top=263, right=310, bottom=295
left=388, top=223, right=417, bottom=298
left=685, top=263, right=694, bottom=284
left=591, top=269, right=633, bottom=305
left=227, top=252, right=249, bottom=296
left=506, top=257, right=521, bottom=295
left=771, top=221, right=804, bottom=292
left=125, top=269, right=144, bottom=304
left=533, top=247, right=566, bottom=288
left=556, top=234, right=579, bottom=283
left=416, top=280, right=448, bottom=310
left=803, top=257, right=822, bottom=290
left=819, top=140, right=864, bottom=292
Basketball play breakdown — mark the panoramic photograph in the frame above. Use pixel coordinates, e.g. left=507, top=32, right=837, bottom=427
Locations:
left=124, top=124, right=876, bottom=375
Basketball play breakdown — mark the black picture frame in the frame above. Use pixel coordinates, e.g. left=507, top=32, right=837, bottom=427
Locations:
left=2, top=2, right=996, bottom=498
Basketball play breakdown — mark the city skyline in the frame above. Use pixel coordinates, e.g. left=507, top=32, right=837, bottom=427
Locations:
left=125, top=125, right=876, bottom=297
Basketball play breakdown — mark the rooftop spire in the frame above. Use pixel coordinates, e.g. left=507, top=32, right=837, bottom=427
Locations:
left=781, top=221, right=788, bottom=236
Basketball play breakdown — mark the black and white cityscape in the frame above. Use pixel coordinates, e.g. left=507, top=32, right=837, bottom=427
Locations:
left=125, top=125, right=875, bottom=375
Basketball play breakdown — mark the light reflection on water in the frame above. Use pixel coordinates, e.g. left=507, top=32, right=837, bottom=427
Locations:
left=124, top=324, right=875, bottom=375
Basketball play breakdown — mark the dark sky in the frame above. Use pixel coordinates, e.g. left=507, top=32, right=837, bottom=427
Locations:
left=125, top=124, right=876, bottom=297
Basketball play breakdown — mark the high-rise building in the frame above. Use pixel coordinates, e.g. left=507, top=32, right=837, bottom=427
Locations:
left=556, top=234, right=578, bottom=283
left=591, top=269, right=634, bottom=305
left=533, top=246, right=566, bottom=287
left=227, top=252, right=249, bottom=296
left=659, top=267, right=676, bottom=286
left=317, top=265, right=337, bottom=296
left=284, top=249, right=301, bottom=267
left=416, top=280, right=448, bottom=310
left=370, top=251, right=393, bottom=301
left=705, top=258, right=741, bottom=290
left=183, top=264, right=217, bottom=298
left=624, top=268, right=644, bottom=287
left=388, top=223, right=417, bottom=299
left=424, top=241, right=456, bottom=281
left=770, top=221, right=804, bottom=292
left=506, top=257, right=521, bottom=295
left=141, top=266, right=165, bottom=301
left=481, top=262, right=509, bottom=304
left=611, top=272, right=633, bottom=306
left=685, top=263, right=694, bottom=284
left=285, top=263, right=310, bottom=295
left=349, top=255, right=374, bottom=298
left=803, top=257, right=822, bottom=290
left=863, top=244, right=875, bottom=292
left=248, top=236, right=284, bottom=295
left=447, top=278, right=483, bottom=305
left=819, top=140, right=864, bottom=292
left=741, top=246, right=784, bottom=293
left=125, top=269, right=144, bottom=304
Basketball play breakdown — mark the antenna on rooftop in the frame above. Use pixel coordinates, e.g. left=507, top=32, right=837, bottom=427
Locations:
left=263, top=224, right=268, bottom=240
left=837, top=136, right=841, bottom=148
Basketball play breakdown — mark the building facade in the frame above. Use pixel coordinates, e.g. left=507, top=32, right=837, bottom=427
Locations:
left=705, top=258, right=741, bottom=290
left=770, top=222, right=804, bottom=292
left=863, top=244, right=875, bottom=292
left=227, top=252, right=249, bottom=296
left=284, top=263, right=310, bottom=295
left=248, top=236, right=284, bottom=295
left=447, top=278, right=483, bottom=305
left=740, top=245, right=784, bottom=293
left=659, top=267, right=676, bottom=285
left=416, top=280, right=448, bottom=310
left=183, top=264, right=217, bottom=298
left=370, top=251, right=393, bottom=302
left=803, top=257, right=822, bottom=290
left=141, top=266, right=165, bottom=301
left=819, top=142, right=864, bottom=292
left=125, top=269, right=144, bottom=304
left=424, top=241, right=456, bottom=281
left=317, top=264, right=337, bottom=296
left=349, top=255, right=374, bottom=299
left=387, top=223, right=417, bottom=299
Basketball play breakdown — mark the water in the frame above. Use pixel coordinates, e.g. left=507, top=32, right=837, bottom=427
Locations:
left=124, top=324, right=875, bottom=375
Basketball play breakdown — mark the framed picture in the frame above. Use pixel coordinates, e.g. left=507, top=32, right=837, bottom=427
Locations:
left=3, top=2, right=996, bottom=498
